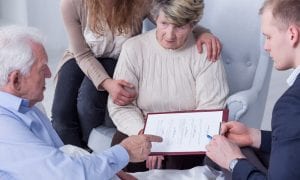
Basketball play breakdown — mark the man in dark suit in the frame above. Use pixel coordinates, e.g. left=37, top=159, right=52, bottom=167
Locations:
left=205, top=0, right=300, bottom=179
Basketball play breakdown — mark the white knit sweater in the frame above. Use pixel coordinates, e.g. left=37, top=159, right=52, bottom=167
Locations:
left=108, top=29, right=229, bottom=136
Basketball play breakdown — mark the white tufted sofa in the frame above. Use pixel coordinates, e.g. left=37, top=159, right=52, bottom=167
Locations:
left=88, top=0, right=273, bottom=153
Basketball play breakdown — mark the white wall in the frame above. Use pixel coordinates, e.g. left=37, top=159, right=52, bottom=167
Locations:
left=0, top=0, right=68, bottom=53
left=0, top=0, right=28, bottom=25
left=26, top=0, right=67, bottom=53
left=0, top=0, right=68, bottom=116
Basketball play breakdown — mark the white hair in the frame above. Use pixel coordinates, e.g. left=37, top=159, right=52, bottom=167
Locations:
left=0, top=25, right=44, bottom=88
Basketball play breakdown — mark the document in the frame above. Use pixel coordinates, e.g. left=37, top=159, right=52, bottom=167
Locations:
left=143, top=109, right=228, bottom=155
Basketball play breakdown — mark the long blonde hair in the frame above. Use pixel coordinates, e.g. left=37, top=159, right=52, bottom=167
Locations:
left=85, top=0, right=144, bottom=35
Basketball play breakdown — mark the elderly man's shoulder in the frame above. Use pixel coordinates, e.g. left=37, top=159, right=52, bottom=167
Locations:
left=0, top=110, right=27, bottom=138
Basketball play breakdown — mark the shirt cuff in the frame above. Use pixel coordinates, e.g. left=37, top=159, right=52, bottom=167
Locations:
left=110, top=145, right=130, bottom=168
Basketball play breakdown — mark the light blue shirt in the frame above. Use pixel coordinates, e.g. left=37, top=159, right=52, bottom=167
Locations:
left=0, top=91, right=129, bottom=180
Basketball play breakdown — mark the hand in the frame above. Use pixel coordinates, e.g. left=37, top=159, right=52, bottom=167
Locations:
left=146, top=155, right=164, bottom=169
left=102, top=79, right=137, bottom=105
left=120, top=134, right=163, bottom=162
left=206, top=135, right=246, bottom=170
left=116, top=170, right=137, bottom=180
left=221, top=121, right=261, bottom=148
left=196, top=32, right=221, bottom=61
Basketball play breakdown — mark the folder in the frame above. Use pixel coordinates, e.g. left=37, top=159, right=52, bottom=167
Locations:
left=143, top=109, right=228, bottom=155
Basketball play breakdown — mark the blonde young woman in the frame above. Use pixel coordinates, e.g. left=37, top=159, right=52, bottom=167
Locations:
left=108, top=0, right=229, bottom=172
left=52, top=0, right=222, bottom=149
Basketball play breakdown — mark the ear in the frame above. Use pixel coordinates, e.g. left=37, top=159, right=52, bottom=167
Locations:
left=7, top=70, right=22, bottom=92
left=287, top=25, right=300, bottom=47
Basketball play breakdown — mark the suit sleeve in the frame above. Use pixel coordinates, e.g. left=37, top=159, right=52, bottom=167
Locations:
left=233, top=82, right=300, bottom=180
left=231, top=131, right=271, bottom=180
left=260, top=130, right=272, bottom=153
left=266, top=87, right=300, bottom=180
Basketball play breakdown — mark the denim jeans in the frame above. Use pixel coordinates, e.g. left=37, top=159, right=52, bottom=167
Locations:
left=52, top=57, right=117, bottom=147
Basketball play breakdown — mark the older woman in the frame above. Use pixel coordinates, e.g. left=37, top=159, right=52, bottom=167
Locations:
left=108, top=0, right=229, bottom=172
left=52, top=0, right=222, bottom=149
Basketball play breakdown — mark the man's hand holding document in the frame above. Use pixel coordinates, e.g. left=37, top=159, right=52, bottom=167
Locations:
left=143, top=109, right=228, bottom=155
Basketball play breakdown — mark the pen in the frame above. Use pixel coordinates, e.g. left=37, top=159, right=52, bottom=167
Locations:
left=206, top=134, right=213, bottom=140
left=218, top=122, right=222, bottom=135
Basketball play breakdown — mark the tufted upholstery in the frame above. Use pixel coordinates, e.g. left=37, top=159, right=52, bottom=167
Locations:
left=88, top=0, right=273, bottom=152
left=200, top=0, right=272, bottom=128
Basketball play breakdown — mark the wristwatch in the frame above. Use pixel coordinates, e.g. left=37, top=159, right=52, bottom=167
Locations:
left=229, top=158, right=245, bottom=172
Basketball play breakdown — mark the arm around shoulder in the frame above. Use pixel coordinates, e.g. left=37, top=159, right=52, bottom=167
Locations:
left=194, top=54, right=229, bottom=109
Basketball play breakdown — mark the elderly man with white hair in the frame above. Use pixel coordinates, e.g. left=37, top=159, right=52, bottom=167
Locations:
left=0, top=25, right=162, bottom=180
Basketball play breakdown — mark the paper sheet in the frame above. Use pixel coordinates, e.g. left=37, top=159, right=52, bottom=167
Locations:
left=144, top=110, right=225, bottom=154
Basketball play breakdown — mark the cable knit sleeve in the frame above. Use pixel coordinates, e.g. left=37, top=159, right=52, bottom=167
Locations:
left=107, top=40, right=145, bottom=136
left=193, top=46, right=229, bottom=109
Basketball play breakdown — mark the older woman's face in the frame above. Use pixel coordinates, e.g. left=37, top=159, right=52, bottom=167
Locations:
left=156, top=11, right=193, bottom=49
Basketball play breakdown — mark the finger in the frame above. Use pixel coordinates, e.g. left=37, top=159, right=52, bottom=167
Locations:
left=210, top=39, right=218, bottom=61
left=115, top=95, right=135, bottom=105
left=124, top=87, right=137, bottom=98
left=113, top=99, right=126, bottom=106
left=125, top=173, right=137, bottom=180
left=146, top=156, right=154, bottom=169
left=144, top=134, right=163, bottom=142
left=220, top=124, right=228, bottom=135
left=151, top=156, right=157, bottom=169
left=157, top=156, right=163, bottom=169
left=146, top=157, right=150, bottom=169
left=205, top=40, right=213, bottom=60
left=119, top=88, right=136, bottom=99
left=119, top=80, right=135, bottom=88
left=221, top=122, right=234, bottom=135
left=196, top=40, right=203, bottom=53
left=117, top=171, right=137, bottom=180
left=216, top=38, right=222, bottom=58
left=212, top=135, right=221, bottom=141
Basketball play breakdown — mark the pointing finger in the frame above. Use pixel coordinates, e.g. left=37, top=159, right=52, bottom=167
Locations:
left=144, top=134, right=163, bottom=142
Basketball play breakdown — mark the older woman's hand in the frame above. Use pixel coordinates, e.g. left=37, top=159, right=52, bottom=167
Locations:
left=196, top=32, right=221, bottom=61
left=146, top=155, right=164, bottom=169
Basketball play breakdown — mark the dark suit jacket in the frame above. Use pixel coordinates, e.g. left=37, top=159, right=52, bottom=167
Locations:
left=233, top=74, right=300, bottom=180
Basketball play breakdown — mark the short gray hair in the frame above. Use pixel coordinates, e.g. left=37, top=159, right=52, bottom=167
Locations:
left=0, top=25, right=44, bottom=88
left=151, top=0, right=204, bottom=26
